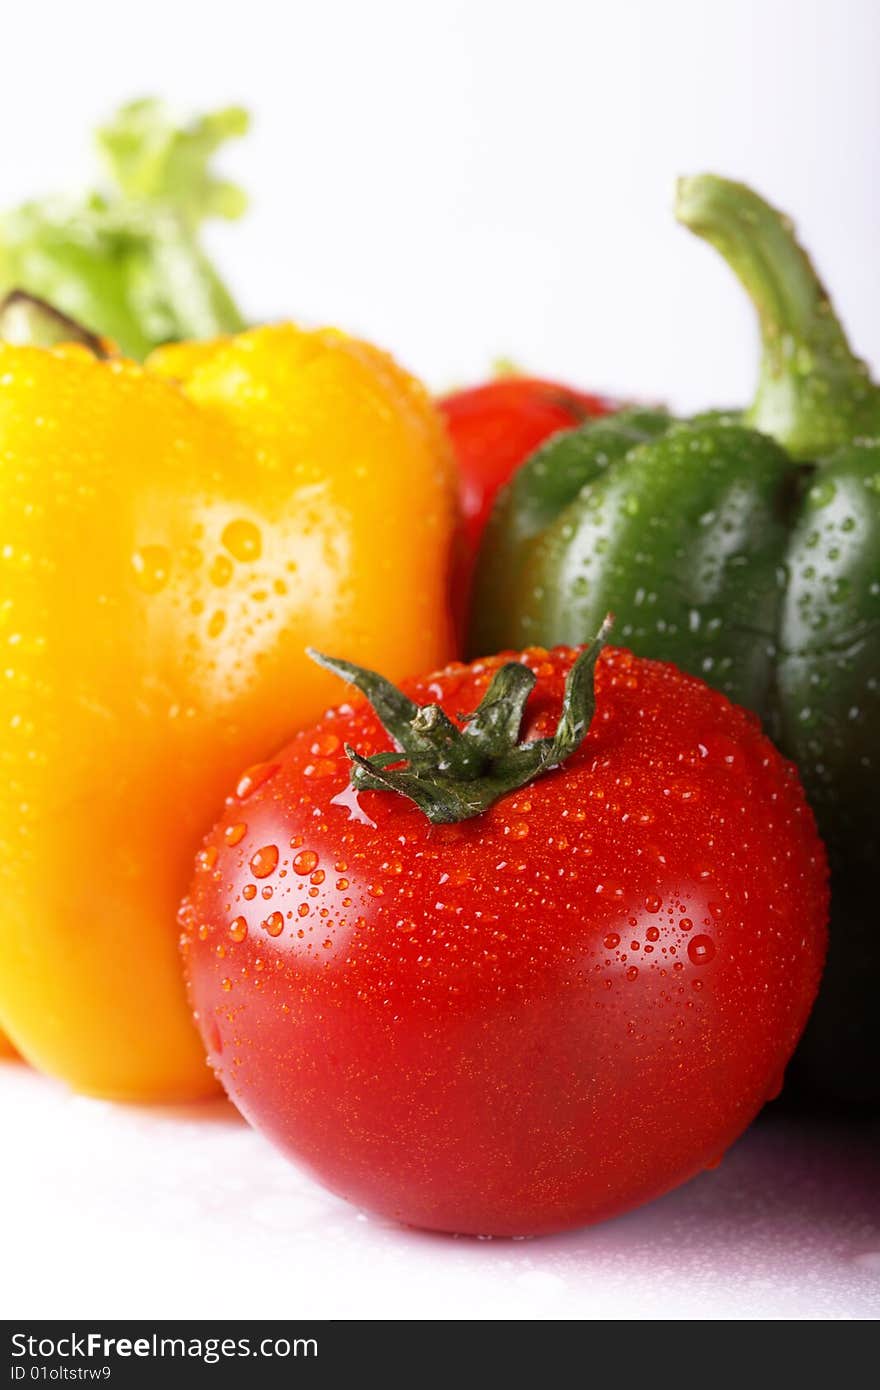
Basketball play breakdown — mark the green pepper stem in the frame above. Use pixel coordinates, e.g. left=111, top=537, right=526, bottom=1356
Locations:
left=676, top=174, right=879, bottom=458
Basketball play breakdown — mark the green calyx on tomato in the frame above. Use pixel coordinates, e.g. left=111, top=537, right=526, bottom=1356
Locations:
left=309, top=617, right=611, bottom=824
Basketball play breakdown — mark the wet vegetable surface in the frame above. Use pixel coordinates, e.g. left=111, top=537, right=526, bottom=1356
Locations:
left=181, top=644, right=827, bottom=1235
left=470, top=177, right=880, bottom=1107
left=0, top=322, right=456, bottom=1101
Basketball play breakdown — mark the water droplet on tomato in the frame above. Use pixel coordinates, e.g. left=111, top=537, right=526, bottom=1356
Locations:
left=263, top=912, right=284, bottom=937
left=206, top=1016, right=223, bottom=1057
left=250, top=845, right=279, bottom=879
left=330, top=783, right=377, bottom=827
left=305, top=758, right=336, bottom=779
left=225, top=822, right=247, bottom=847
left=228, top=917, right=248, bottom=943
left=293, top=849, right=318, bottom=875
left=235, top=762, right=280, bottom=800
left=603, top=933, right=620, bottom=950
left=242, top=884, right=257, bottom=901
left=688, top=935, right=715, bottom=965
left=645, top=894, right=662, bottom=913
left=310, top=732, right=341, bottom=757
left=671, top=782, right=699, bottom=802
left=626, top=966, right=639, bottom=982
left=198, top=846, right=218, bottom=871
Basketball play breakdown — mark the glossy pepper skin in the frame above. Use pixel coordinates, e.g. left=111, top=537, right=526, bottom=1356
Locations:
left=471, top=176, right=880, bottom=1107
left=438, top=375, right=614, bottom=631
left=0, top=321, right=456, bottom=1101
left=438, top=375, right=614, bottom=563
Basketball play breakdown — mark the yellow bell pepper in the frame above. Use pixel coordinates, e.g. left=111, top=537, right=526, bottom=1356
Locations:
left=0, top=320, right=456, bottom=1101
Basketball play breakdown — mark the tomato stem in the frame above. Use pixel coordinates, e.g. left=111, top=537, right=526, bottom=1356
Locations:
left=308, top=616, right=612, bottom=824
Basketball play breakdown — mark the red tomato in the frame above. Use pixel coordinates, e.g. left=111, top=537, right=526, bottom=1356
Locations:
left=438, top=376, right=615, bottom=624
left=439, top=377, right=615, bottom=553
left=180, top=645, right=827, bottom=1237
left=436, top=375, right=611, bottom=625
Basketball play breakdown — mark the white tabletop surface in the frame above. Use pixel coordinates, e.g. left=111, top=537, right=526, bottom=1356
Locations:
left=2, top=1060, right=877, bottom=1321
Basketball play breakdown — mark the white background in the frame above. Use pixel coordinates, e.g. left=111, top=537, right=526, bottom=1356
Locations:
left=0, top=0, right=877, bottom=408
left=1, top=0, right=879, bottom=1322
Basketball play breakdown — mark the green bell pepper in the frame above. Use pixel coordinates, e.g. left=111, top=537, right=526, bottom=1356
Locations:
left=469, top=175, right=880, bottom=1108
